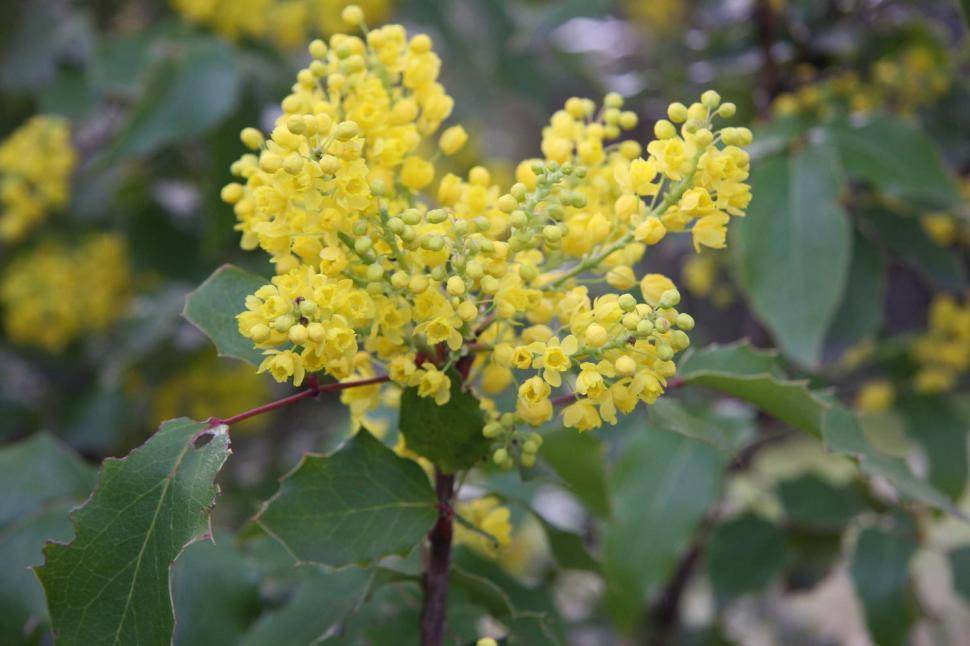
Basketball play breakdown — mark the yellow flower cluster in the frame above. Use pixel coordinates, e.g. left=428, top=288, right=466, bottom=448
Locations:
left=0, top=116, right=75, bottom=242
left=223, top=12, right=752, bottom=447
left=1, top=234, right=130, bottom=352
left=171, top=0, right=389, bottom=49
left=911, top=294, right=970, bottom=393
left=772, top=44, right=951, bottom=120
left=623, top=0, right=687, bottom=34
left=854, top=379, right=895, bottom=414
left=452, top=496, right=512, bottom=557
left=680, top=252, right=735, bottom=308
left=151, top=357, right=272, bottom=430
left=921, top=178, right=970, bottom=249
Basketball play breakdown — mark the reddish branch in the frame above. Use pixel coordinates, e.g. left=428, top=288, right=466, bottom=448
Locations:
left=206, top=374, right=389, bottom=428
left=420, top=471, right=455, bottom=646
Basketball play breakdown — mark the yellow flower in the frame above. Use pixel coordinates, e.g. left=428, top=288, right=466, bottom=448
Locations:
left=529, top=335, right=579, bottom=387
left=220, top=18, right=752, bottom=432
left=417, top=364, right=451, bottom=405
left=516, top=377, right=553, bottom=426
left=563, top=398, right=602, bottom=431
left=258, top=349, right=307, bottom=385
left=401, top=156, right=435, bottom=191
left=1, top=234, right=130, bottom=352
left=0, top=115, right=75, bottom=241
left=640, top=273, right=676, bottom=307
left=855, top=380, right=895, bottom=413
left=453, top=496, right=512, bottom=556
left=439, top=125, right=468, bottom=155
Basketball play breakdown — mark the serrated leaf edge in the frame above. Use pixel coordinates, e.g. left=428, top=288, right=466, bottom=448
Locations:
left=33, top=418, right=232, bottom=643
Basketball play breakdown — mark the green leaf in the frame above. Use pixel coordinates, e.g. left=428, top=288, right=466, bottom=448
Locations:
left=183, top=264, right=269, bottom=366
left=649, top=398, right=744, bottom=454
left=0, top=434, right=95, bottom=644
left=171, top=538, right=261, bottom=646
left=732, top=140, right=852, bottom=367
left=778, top=475, right=864, bottom=530
left=858, top=208, right=966, bottom=292
left=826, top=115, right=961, bottom=208
left=450, top=554, right=562, bottom=644
left=827, top=233, right=887, bottom=348
left=849, top=526, right=917, bottom=646
left=899, top=396, right=968, bottom=501
left=678, top=342, right=829, bottom=437
left=823, top=403, right=962, bottom=517
left=602, top=424, right=725, bottom=631
left=36, top=419, right=232, bottom=646
left=240, top=566, right=373, bottom=646
left=398, top=370, right=489, bottom=473
left=705, top=514, right=788, bottom=603
left=948, top=546, right=970, bottom=601
left=110, top=36, right=242, bottom=158
left=252, top=429, right=437, bottom=567
left=539, top=428, right=611, bottom=517
left=537, top=517, right=600, bottom=573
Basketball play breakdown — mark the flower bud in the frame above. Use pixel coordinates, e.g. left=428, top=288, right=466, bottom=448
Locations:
left=288, top=324, right=309, bottom=345
left=342, top=5, right=365, bottom=27
left=667, top=102, right=688, bottom=123
left=240, top=127, right=264, bottom=150
left=307, top=322, right=325, bottom=342
left=250, top=323, right=270, bottom=342
left=585, top=323, right=609, bottom=347
left=615, top=355, right=637, bottom=376
left=446, top=276, right=465, bottom=295
left=654, top=119, right=676, bottom=140
left=701, top=90, right=721, bottom=109
left=334, top=120, right=360, bottom=141
left=439, top=125, right=468, bottom=155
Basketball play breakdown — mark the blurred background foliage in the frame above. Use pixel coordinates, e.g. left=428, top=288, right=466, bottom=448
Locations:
left=1, top=0, right=969, bottom=644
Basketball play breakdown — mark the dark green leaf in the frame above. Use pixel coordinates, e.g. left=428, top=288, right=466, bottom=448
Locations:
left=827, top=115, right=962, bottom=208
left=91, top=33, right=154, bottom=94
left=240, top=566, right=372, bottom=646
left=823, top=403, right=962, bottom=517
left=38, top=65, right=96, bottom=120
left=183, top=264, right=268, bottom=366
left=36, top=419, right=231, bottom=646
left=537, top=517, right=599, bottom=573
left=899, top=396, right=968, bottom=501
left=399, top=370, right=489, bottom=473
left=110, top=37, right=242, bottom=158
left=706, top=514, right=788, bottom=602
left=678, top=342, right=829, bottom=437
left=779, top=475, right=864, bottom=530
left=539, top=428, right=611, bottom=517
left=171, top=539, right=261, bottom=646
left=858, top=208, right=965, bottom=292
left=732, top=141, right=852, bottom=367
left=0, top=434, right=95, bottom=644
left=603, top=424, right=725, bottom=630
left=948, top=546, right=970, bottom=601
left=849, top=526, right=917, bottom=646
left=649, top=398, right=744, bottom=454
left=450, top=554, right=562, bottom=645
left=252, top=429, right=437, bottom=567
left=827, top=233, right=887, bottom=347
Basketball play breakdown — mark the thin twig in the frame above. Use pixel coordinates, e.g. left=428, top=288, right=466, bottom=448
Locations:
left=206, top=374, right=389, bottom=428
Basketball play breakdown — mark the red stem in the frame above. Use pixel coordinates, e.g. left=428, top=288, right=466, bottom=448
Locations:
left=420, top=470, right=455, bottom=646
left=206, top=374, right=389, bottom=428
